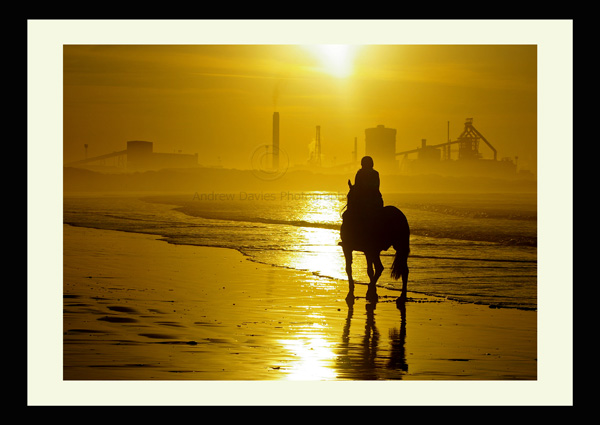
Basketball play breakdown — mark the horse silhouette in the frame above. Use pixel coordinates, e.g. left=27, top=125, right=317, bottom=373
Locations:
left=339, top=180, right=410, bottom=304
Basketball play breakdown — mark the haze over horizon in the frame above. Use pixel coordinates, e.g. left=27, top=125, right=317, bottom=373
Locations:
left=63, top=44, right=537, bottom=174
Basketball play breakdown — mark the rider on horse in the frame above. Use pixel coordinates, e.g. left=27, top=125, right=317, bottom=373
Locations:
left=340, top=156, right=409, bottom=303
left=342, top=156, right=384, bottom=247
left=348, top=156, right=384, bottom=217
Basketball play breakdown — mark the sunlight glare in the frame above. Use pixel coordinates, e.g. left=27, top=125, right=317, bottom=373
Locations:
left=280, top=329, right=338, bottom=380
left=284, top=193, right=347, bottom=280
left=307, top=45, right=360, bottom=78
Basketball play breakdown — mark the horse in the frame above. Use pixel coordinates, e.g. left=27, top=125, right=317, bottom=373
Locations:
left=339, top=181, right=410, bottom=305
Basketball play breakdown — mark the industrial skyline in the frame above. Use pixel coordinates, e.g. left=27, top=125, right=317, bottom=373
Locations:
left=63, top=44, right=538, bottom=175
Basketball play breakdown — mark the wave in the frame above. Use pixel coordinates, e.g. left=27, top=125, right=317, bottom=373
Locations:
left=172, top=205, right=536, bottom=248
left=408, top=227, right=536, bottom=247
left=67, top=194, right=537, bottom=249
left=401, top=203, right=537, bottom=221
left=396, top=254, right=536, bottom=264
left=172, top=206, right=341, bottom=231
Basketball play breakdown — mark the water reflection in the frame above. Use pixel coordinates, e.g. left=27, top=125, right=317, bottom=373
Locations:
left=387, top=302, right=408, bottom=374
left=279, top=300, right=408, bottom=380
left=286, top=227, right=347, bottom=280
left=336, top=301, right=380, bottom=379
left=278, top=193, right=408, bottom=380
left=283, top=193, right=348, bottom=280
left=285, top=191, right=345, bottom=226
left=336, top=299, right=408, bottom=380
left=279, top=315, right=338, bottom=381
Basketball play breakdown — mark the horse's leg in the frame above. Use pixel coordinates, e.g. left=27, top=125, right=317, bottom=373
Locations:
left=366, top=252, right=374, bottom=283
left=394, top=253, right=409, bottom=306
left=343, top=245, right=355, bottom=300
left=399, top=265, right=409, bottom=303
left=373, top=253, right=384, bottom=284
left=365, top=251, right=380, bottom=302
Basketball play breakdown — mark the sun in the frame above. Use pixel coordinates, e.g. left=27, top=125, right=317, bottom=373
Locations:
left=306, top=45, right=360, bottom=79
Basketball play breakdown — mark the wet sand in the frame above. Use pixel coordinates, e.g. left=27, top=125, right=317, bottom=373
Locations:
left=36, top=225, right=546, bottom=403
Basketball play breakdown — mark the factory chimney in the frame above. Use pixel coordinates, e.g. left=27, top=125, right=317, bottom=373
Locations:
left=272, top=112, right=280, bottom=170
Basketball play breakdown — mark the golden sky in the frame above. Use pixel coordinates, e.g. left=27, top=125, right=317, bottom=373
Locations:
left=63, top=44, right=537, bottom=172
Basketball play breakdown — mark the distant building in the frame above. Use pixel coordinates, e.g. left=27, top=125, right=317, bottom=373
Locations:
left=417, top=139, right=442, bottom=162
left=126, top=141, right=197, bottom=171
left=365, top=125, right=398, bottom=172
left=66, top=140, right=198, bottom=171
left=395, top=119, right=520, bottom=178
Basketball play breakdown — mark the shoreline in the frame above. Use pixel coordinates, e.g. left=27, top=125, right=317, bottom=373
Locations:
left=62, top=222, right=536, bottom=313
left=61, top=224, right=536, bottom=380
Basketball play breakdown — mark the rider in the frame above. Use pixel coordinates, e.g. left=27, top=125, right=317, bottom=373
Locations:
left=352, top=156, right=384, bottom=216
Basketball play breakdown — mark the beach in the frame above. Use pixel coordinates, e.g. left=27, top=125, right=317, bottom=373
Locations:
left=45, top=223, right=547, bottom=403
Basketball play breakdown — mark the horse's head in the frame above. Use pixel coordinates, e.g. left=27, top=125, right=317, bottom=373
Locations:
left=346, top=179, right=356, bottom=208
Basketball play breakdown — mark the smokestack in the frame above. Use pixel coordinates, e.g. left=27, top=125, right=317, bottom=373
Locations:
left=272, top=112, right=279, bottom=170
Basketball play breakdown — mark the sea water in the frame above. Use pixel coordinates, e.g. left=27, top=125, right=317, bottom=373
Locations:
left=63, top=191, right=537, bottom=310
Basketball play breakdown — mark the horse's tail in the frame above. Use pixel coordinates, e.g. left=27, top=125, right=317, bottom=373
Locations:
left=390, top=215, right=410, bottom=281
left=390, top=242, right=409, bottom=280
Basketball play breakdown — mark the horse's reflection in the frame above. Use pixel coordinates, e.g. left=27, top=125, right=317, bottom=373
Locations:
left=336, top=297, right=407, bottom=379
left=387, top=301, right=408, bottom=373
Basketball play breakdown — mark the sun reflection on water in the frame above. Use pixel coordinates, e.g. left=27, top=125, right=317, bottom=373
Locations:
left=299, top=192, right=345, bottom=223
left=275, top=194, right=349, bottom=380
left=279, top=321, right=338, bottom=380
left=283, top=193, right=348, bottom=280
